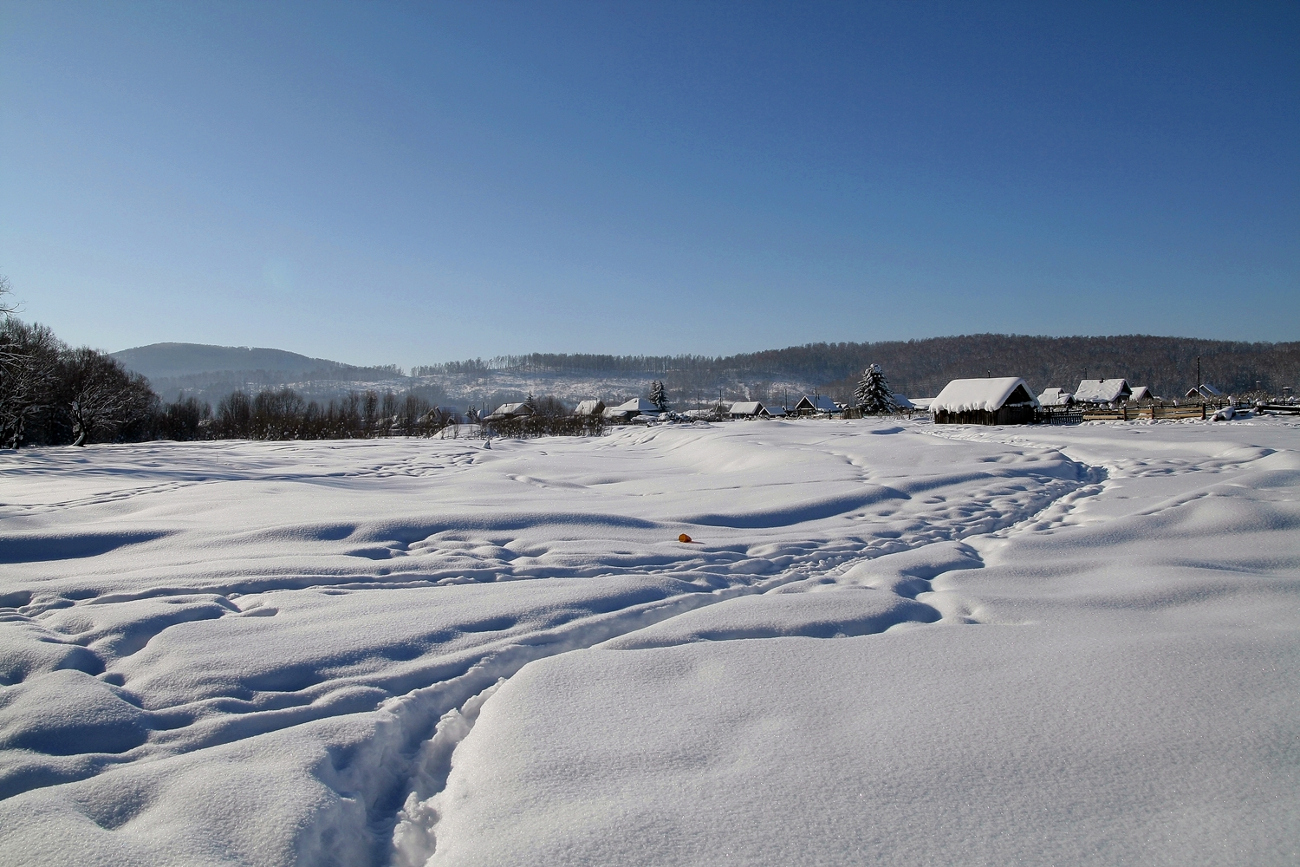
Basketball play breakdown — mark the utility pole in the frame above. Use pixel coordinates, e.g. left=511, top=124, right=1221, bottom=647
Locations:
left=1197, top=355, right=1202, bottom=389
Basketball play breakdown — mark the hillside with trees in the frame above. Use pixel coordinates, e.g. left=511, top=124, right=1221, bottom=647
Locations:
left=411, top=335, right=1300, bottom=406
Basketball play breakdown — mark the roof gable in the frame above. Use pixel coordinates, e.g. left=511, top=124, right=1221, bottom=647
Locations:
left=794, top=395, right=837, bottom=411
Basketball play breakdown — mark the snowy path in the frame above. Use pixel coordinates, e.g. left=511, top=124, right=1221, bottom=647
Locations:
left=0, top=419, right=1297, bottom=865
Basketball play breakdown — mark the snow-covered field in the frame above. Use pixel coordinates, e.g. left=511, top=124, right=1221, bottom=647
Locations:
left=1, top=418, right=1297, bottom=866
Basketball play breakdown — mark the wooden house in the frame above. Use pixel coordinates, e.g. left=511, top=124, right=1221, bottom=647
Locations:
left=1075, top=379, right=1132, bottom=405
left=728, top=401, right=770, bottom=419
left=485, top=402, right=533, bottom=422
left=604, top=398, right=659, bottom=421
left=931, top=377, right=1038, bottom=425
left=793, top=395, right=839, bottom=416
left=1037, top=387, right=1074, bottom=407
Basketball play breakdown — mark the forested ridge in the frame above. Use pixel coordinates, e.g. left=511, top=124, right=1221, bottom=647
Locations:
left=420, top=335, right=1299, bottom=401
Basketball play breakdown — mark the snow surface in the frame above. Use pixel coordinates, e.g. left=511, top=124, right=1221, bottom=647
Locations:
left=1, top=418, right=1299, bottom=866
left=929, top=377, right=1038, bottom=413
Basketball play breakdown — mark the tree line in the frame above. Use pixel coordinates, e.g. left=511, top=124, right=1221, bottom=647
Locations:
left=0, top=281, right=470, bottom=446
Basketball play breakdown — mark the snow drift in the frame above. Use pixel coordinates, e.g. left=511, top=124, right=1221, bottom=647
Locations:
left=0, top=417, right=1297, bottom=866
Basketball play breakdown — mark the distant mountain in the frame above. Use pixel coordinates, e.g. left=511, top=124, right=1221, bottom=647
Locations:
left=112, top=343, right=347, bottom=380
left=111, top=342, right=404, bottom=402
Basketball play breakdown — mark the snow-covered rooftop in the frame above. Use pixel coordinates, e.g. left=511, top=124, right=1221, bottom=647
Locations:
left=606, top=398, right=658, bottom=416
left=729, top=401, right=767, bottom=416
left=1038, top=387, right=1073, bottom=407
left=1074, top=379, right=1131, bottom=404
left=930, top=378, right=1038, bottom=414
left=486, top=402, right=532, bottom=419
left=573, top=399, right=604, bottom=416
left=795, top=395, right=838, bottom=412
left=1186, top=383, right=1223, bottom=398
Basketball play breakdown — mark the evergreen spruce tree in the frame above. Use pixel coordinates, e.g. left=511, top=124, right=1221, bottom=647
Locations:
left=649, top=380, right=669, bottom=412
left=854, top=363, right=898, bottom=415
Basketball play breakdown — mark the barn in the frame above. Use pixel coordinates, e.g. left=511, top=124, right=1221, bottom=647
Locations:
left=930, top=377, right=1039, bottom=425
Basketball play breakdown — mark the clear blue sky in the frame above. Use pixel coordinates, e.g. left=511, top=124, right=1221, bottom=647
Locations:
left=2, top=1, right=1297, bottom=368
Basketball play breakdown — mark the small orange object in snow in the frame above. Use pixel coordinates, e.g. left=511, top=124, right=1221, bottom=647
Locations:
left=678, top=533, right=693, bottom=543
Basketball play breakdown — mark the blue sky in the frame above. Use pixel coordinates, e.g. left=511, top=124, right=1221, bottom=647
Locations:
left=2, top=1, right=1296, bottom=368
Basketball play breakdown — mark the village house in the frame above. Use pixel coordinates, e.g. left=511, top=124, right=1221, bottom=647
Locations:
left=930, top=377, right=1039, bottom=425
left=484, top=402, right=533, bottom=422
left=1128, top=386, right=1157, bottom=402
left=1037, top=387, right=1074, bottom=407
left=1185, top=383, right=1223, bottom=400
left=728, top=401, right=770, bottom=419
left=573, top=399, right=605, bottom=417
left=1074, top=379, right=1132, bottom=405
left=792, top=395, right=839, bottom=416
left=604, top=398, right=659, bottom=421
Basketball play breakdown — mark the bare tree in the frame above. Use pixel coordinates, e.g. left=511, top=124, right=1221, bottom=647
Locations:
left=0, top=274, right=17, bottom=317
left=215, top=390, right=252, bottom=438
left=380, top=390, right=398, bottom=436
left=0, top=319, right=62, bottom=448
left=59, top=347, right=156, bottom=446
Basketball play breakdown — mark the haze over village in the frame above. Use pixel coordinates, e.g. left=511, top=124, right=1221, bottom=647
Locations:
left=1, top=3, right=1297, bottom=866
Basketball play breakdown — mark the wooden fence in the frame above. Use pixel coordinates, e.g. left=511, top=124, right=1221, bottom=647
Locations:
left=1079, top=403, right=1212, bottom=422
